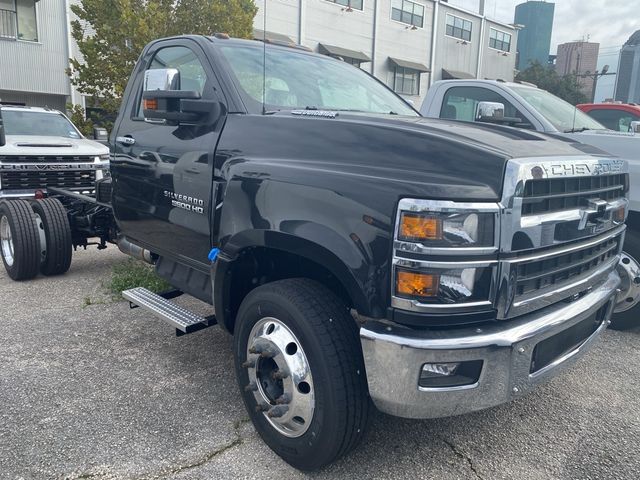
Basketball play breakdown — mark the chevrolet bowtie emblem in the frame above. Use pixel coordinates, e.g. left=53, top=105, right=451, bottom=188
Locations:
left=578, top=198, right=608, bottom=230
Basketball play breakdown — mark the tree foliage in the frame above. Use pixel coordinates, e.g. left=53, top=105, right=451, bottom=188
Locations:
left=66, top=103, right=94, bottom=137
left=69, top=0, right=257, bottom=119
left=515, top=61, right=589, bottom=105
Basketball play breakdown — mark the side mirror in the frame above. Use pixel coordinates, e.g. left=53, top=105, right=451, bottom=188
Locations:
left=93, top=127, right=109, bottom=142
left=629, top=121, right=640, bottom=134
left=142, top=68, right=213, bottom=125
left=476, top=101, right=505, bottom=121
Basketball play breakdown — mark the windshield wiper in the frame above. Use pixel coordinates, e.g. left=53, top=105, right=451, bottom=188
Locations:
left=564, top=127, right=591, bottom=133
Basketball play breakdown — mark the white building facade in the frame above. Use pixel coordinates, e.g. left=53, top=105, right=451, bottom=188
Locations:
left=1, top=0, right=517, bottom=110
left=0, top=0, right=78, bottom=110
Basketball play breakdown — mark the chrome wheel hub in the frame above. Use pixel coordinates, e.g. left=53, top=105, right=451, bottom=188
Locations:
left=615, top=251, right=640, bottom=313
left=244, top=317, right=314, bottom=438
left=34, top=213, right=47, bottom=264
left=0, top=215, right=14, bottom=267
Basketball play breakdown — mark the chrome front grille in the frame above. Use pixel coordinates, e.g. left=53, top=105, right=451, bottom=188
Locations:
left=522, top=174, right=627, bottom=216
left=0, top=169, right=96, bottom=191
left=496, top=156, right=628, bottom=319
left=515, top=235, right=619, bottom=296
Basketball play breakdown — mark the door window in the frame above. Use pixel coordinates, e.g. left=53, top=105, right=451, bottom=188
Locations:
left=587, top=109, right=640, bottom=132
left=440, top=86, right=532, bottom=128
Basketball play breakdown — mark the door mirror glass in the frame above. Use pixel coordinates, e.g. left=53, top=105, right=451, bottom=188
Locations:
left=144, top=68, right=181, bottom=92
left=629, top=121, right=640, bottom=134
left=93, top=127, right=109, bottom=142
left=476, top=101, right=505, bottom=121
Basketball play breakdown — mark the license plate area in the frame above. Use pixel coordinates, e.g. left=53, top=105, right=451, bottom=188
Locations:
left=530, top=303, right=609, bottom=374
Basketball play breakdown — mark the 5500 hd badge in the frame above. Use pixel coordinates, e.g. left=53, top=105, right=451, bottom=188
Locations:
left=164, top=191, right=204, bottom=214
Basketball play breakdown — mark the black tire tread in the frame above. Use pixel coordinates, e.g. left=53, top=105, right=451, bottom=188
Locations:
left=31, top=198, right=72, bottom=276
left=237, top=278, right=371, bottom=469
left=0, top=199, right=40, bottom=280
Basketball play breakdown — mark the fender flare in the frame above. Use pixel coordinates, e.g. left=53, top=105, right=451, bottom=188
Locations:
left=213, top=229, right=370, bottom=331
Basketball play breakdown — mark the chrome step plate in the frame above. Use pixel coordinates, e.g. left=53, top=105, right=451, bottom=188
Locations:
left=123, top=287, right=214, bottom=333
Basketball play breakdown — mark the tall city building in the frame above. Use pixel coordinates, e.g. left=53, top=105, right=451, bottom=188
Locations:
left=556, top=41, right=600, bottom=97
left=615, top=30, right=640, bottom=103
left=514, top=1, right=555, bottom=71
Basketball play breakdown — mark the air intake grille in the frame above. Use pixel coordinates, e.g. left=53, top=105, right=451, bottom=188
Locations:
left=522, top=174, right=627, bottom=215
left=0, top=170, right=96, bottom=190
left=515, top=236, right=619, bottom=296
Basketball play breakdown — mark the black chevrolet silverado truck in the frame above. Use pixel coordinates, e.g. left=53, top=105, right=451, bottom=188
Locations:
left=0, top=35, right=630, bottom=470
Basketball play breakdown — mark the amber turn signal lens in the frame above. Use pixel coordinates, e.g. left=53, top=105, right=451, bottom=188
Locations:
left=143, top=98, right=158, bottom=110
left=613, top=206, right=626, bottom=223
left=399, top=213, right=443, bottom=241
left=396, top=270, right=439, bottom=299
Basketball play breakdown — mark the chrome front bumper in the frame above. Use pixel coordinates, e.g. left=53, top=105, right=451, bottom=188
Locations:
left=360, top=270, right=619, bottom=419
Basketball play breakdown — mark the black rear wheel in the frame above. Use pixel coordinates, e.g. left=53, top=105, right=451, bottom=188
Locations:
left=0, top=200, right=40, bottom=281
left=30, top=198, right=72, bottom=276
left=233, top=278, right=371, bottom=471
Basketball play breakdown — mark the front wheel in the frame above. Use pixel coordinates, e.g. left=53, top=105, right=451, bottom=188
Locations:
left=233, top=279, right=371, bottom=471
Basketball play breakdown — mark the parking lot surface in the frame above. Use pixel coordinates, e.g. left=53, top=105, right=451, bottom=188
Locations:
left=1, top=246, right=639, bottom=480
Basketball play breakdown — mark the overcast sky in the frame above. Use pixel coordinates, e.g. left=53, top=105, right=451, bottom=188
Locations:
left=448, top=0, right=637, bottom=52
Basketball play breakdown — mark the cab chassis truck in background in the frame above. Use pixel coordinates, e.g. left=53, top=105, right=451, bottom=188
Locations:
left=0, top=36, right=630, bottom=470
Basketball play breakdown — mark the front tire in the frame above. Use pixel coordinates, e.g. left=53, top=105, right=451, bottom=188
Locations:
left=0, top=200, right=40, bottom=280
left=233, top=279, right=371, bottom=470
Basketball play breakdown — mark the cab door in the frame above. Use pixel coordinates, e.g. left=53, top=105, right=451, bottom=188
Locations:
left=111, top=39, right=225, bottom=269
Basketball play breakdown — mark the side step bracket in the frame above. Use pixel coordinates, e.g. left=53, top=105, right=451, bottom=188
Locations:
left=123, top=287, right=216, bottom=336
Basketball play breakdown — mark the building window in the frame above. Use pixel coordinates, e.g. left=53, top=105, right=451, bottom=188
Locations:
left=391, top=0, right=424, bottom=28
left=326, top=0, right=364, bottom=11
left=489, top=28, right=511, bottom=52
left=0, top=0, right=38, bottom=41
left=445, top=14, right=472, bottom=42
left=394, top=67, right=420, bottom=96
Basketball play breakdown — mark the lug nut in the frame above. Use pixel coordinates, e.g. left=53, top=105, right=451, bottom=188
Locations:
left=271, top=369, right=289, bottom=380
left=242, top=357, right=257, bottom=368
left=267, top=406, right=289, bottom=418
left=275, top=394, right=291, bottom=405
left=244, top=382, right=258, bottom=392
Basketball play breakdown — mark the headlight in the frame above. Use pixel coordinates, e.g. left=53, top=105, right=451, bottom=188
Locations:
left=398, top=211, right=495, bottom=247
left=395, top=266, right=492, bottom=304
left=392, top=199, right=499, bottom=312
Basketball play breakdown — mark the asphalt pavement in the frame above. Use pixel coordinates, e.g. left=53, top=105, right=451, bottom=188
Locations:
left=1, top=246, right=639, bottom=480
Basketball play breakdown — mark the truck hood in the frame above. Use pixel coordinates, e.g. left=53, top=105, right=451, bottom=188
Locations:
left=0, top=135, right=109, bottom=157
left=358, top=114, right=609, bottom=159
left=222, top=112, right=611, bottom=207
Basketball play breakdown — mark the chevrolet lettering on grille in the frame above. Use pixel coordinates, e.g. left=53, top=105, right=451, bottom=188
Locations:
left=538, top=159, right=625, bottom=178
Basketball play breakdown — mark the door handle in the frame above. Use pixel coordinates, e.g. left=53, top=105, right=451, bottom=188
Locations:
left=116, top=136, right=136, bottom=146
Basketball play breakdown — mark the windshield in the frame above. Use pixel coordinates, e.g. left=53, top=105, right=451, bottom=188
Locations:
left=510, top=86, right=606, bottom=132
left=219, top=44, right=417, bottom=116
left=2, top=110, right=82, bottom=138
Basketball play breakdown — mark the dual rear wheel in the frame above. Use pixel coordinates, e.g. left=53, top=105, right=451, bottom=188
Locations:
left=0, top=198, right=72, bottom=280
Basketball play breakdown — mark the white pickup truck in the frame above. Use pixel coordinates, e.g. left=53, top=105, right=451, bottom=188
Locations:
left=0, top=106, right=109, bottom=200
left=421, top=80, right=640, bottom=329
